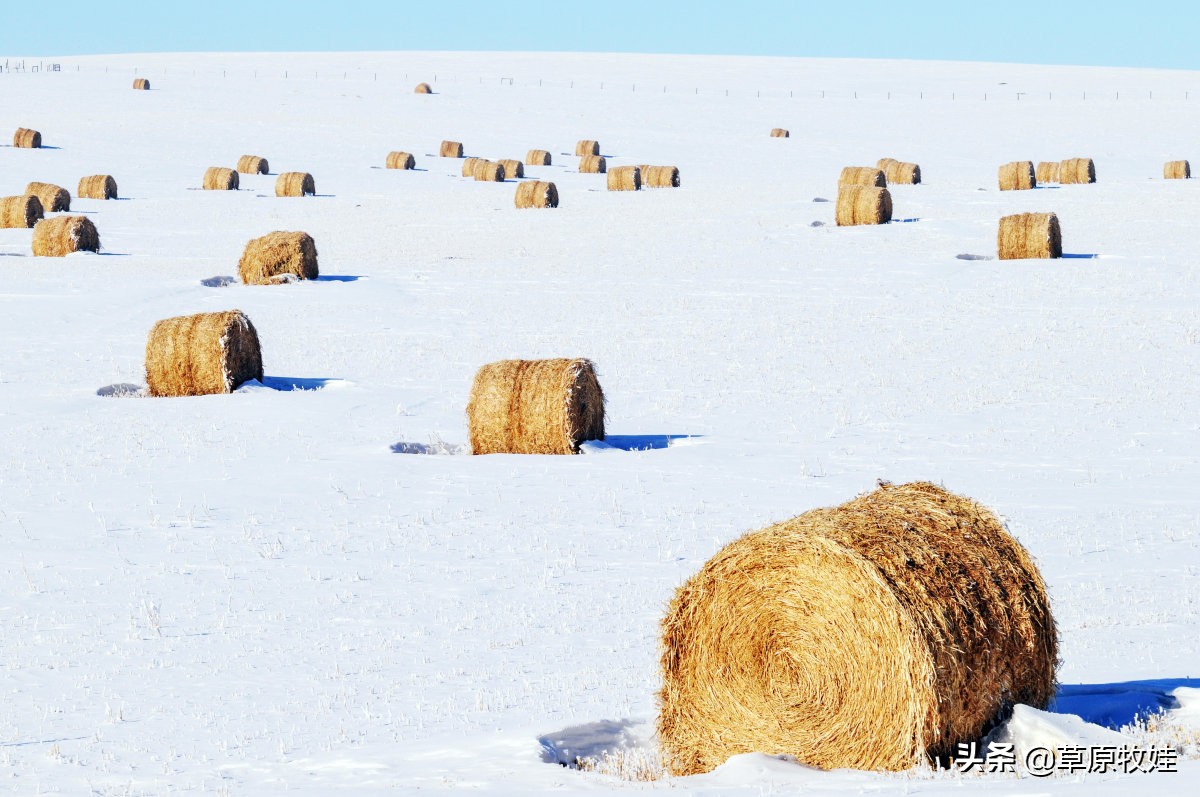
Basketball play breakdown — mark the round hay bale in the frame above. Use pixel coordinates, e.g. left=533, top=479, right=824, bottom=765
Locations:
left=998, top=161, right=1036, bottom=191
left=607, top=165, right=641, bottom=191
left=998, top=212, right=1062, bottom=260
left=499, top=159, right=525, bottom=179
left=386, top=151, right=416, bottom=170
left=1164, top=160, right=1190, bottom=180
left=472, top=160, right=506, bottom=182
left=414, top=82, right=433, bottom=94
left=145, top=310, right=263, bottom=398
left=579, top=154, right=607, bottom=174
left=78, top=175, right=118, bottom=200
left=440, top=140, right=464, bottom=158
left=1035, top=161, right=1060, bottom=184
left=238, top=231, right=319, bottom=285
left=461, top=157, right=485, bottom=177
left=31, top=215, right=100, bottom=256
left=132, top=78, right=150, bottom=90
left=25, top=182, right=71, bottom=212
left=575, top=139, right=600, bottom=156
left=835, top=185, right=891, bottom=226
left=1059, top=157, right=1096, bottom=184
left=526, top=149, right=551, bottom=166
left=237, top=155, right=269, bottom=175
left=0, top=194, right=44, bottom=229
left=639, top=165, right=680, bottom=188
left=275, top=172, right=315, bottom=197
left=658, top=481, right=1058, bottom=775
left=770, top=128, right=790, bottom=138
left=467, top=358, right=605, bottom=455
left=876, top=158, right=921, bottom=185
left=14, top=128, right=41, bottom=148
left=838, top=166, right=887, bottom=187
left=203, top=167, right=239, bottom=191
left=514, top=181, right=558, bottom=209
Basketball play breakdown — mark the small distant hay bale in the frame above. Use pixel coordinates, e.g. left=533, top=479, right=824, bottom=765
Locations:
left=237, top=155, right=269, bottom=174
left=461, top=157, right=485, bottom=177
left=499, top=159, right=525, bottom=179
left=440, top=140, right=464, bottom=157
left=575, top=139, right=600, bottom=156
left=203, top=167, right=239, bottom=191
left=31, top=215, right=100, bottom=256
left=579, top=154, right=607, bottom=174
left=835, top=185, right=891, bottom=226
left=657, top=481, right=1058, bottom=775
left=770, top=128, right=790, bottom=138
left=607, top=165, right=641, bottom=191
left=386, top=151, right=416, bottom=170
left=78, top=175, right=118, bottom=200
left=1035, top=161, right=1060, bottom=184
left=14, top=128, right=41, bottom=148
left=145, top=310, right=263, bottom=397
left=467, top=358, right=605, bottom=455
left=998, top=161, right=1036, bottom=191
left=1059, top=157, right=1096, bottom=184
left=998, top=212, right=1062, bottom=260
left=238, top=231, right=319, bottom=285
left=1164, top=160, right=1190, bottom=179
left=25, top=182, right=71, bottom=212
left=472, top=160, right=506, bottom=182
left=414, top=82, right=433, bottom=94
left=0, top=194, right=44, bottom=228
left=526, top=149, right=551, bottom=166
left=876, top=158, right=921, bottom=185
left=639, top=165, right=680, bottom=188
left=132, top=78, right=150, bottom=90
left=514, top=181, right=558, bottom=209
left=838, top=167, right=886, bottom=187
left=275, top=172, right=315, bottom=196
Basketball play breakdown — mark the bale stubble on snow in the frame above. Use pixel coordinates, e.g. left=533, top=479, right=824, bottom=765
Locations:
left=1164, top=160, right=1190, bottom=179
left=132, top=78, right=150, bottom=90
left=770, top=128, right=790, bottom=138
left=498, top=159, right=525, bottom=179
left=440, top=140, right=464, bottom=157
left=31, top=215, right=100, bottom=256
left=657, top=481, right=1059, bottom=775
left=1059, top=157, right=1096, bottom=184
left=78, top=175, right=118, bottom=200
left=575, top=139, right=600, bottom=156
left=998, top=212, right=1062, bottom=260
left=0, top=194, right=44, bottom=228
left=145, top=310, right=263, bottom=397
left=13, top=127, right=41, bottom=148
left=838, top=166, right=886, bottom=187
left=238, top=231, right=319, bottom=285
left=579, top=154, right=606, bottom=174
left=639, top=165, right=680, bottom=188
left=835, top=185, right=891, bottom=226
left=876, top=158, right=921, bottom=184
left=1035, top=161, right=1060, bottom=184
left=526, top=149, right=551, bottom=166
left=237, top=155, right=269, bottom=174
left=203, top=167, right=239, bottom=190
left=26, top=182, right=70, bottom=212
left=386, top=151, right=416, bottom=170
left=607, top=165, right=641, bottom=191
left=276, top=172, right=315, bottom=196
left=514, top=181, right=558, bottom=209
left=998, top=161, right=1037, bottom=191
left=466, top=358, right=605, bottom=455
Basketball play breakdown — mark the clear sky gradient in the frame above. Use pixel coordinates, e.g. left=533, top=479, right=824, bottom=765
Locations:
left=1, top=1, right=1197, bottom=70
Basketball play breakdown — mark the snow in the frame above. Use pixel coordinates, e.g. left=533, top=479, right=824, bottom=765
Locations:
left=3, top=49, right=1200, bottom=794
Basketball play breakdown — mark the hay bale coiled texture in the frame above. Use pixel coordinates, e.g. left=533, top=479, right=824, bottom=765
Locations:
left=25, top=182, right=71, bottom=212
left=1035, top=161, right=1060, bottom=184
left=835, top=185, right=891, bottom=226
left=203, top=167, right=239, bottom=191
left=440, top=140, right=464, bottom=158
left=472, top=160, right=506, bottom=182
left=657, top=481, right=1058, bottom=775
left=607, top=165, right=641, bottom=191
left=145, top=310, right=263, bottom=398
left=579, top=154, right=607, bottom=174
left=414, top=82, right=433, bottom=94
left=1164, top=160, right=1191, bottom=180
left=0, top=194, right=44, bottom=229
left=639, top=165, right=680, bottom=188
left=1059, top=157, right=1096, bottom=184
left=467, top=358, right=605, bottom=455
left=770, top=128, right=790, bottom=138
left=575, top=139, right=600, bottom=156
left=838, top=166, right=886, bottom=187
left=78, top=175, right=118, bottom=200
left=998, top=212, right=1062, bottom=260
left=276, top=172, right=315, bottom=196
left=526, top=149, right=551, bottom=166
left=132, top=78, right=150, bottom=90
left=237, top=155, right=269, bottom=174
left=514, top=181, right=558, bottom=209
left=998, top=161, right=1036, bottom=191
left=238, top=231, right=319, bottom=285
left=498, top=159, right=525, bottom=179
left=31, top=215, right=100, bottom=256
left=877, top=158, right=921, bottom=185
left=14, top=128, right=41, bottom=148
left=386, top=151, right=416, bottom=170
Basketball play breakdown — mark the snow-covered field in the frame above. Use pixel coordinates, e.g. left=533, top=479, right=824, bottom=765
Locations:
left=2, top=50, right=1200, bottom=794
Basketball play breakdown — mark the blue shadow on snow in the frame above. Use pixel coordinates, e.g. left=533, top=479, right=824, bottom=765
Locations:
left=260, top=376, right=343, bottom=391
left=315, top=275, right=360, bottom=282
left=602, top=434, right=701, bottom=451
left=1050, top=678, right=1200, bottom=728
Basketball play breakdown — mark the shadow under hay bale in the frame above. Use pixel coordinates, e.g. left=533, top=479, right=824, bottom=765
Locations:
left=132, top=78, right=150, bottom=90
left=440, top=140, right=464, bottom=157
left=639, top=165, right=680, bottom=188
left=607, top=165, right=641, bottom=191
left=0, top=194, right=44, bottom=228
left=145, top=310, right=263, bottom=397
left=1164, top=160, right=1190, bottom=180
left=877, top=158, right=921, bottom=185
left=838, top=166, right=886, bottom=187
left=658, top=481, right=1058, bottom=775
left=1035, top=161, right=1060, bottom=184
left=472, top=160, right=505, bottom=182
left=835, top=185, right=891, bottom=226
left=575, top=139, right=600, bottom=156
left=498, top=159, right=525, bottom=179
left=203, top=167, right=239, bottom=190
left=237, top=155, right=269, bottom=175
left=238, top=231, right=319, bottom=285
left=386, top=151, right=415, bottom=170
left=1059, top=157, right=1096, bottom=184
left=999, top=161, right=1037, bottom=191
left=526, top=149, right=551, bottom=166
left=770, top=128, right=790, bottom=138
left=579, top=154, right=606, bottom=174
left=414, top=82, right=433, bottom=94
left=32, top=215, right=100, bottom=256
left=14, top=128, right=41, bottom=148
left=514, top=181, right=558, bottom=209
left=78, top=175, right=118, bottom=200
left=467, top=358, right=605, bottom=455
left=276, top=172, right=315, bottom=196
left=998, top=212, right=1062, bottom=260
left=26, top=182, right=70, bottom=212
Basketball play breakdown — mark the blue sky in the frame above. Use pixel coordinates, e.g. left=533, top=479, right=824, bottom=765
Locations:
left=1, top=1, right=1197, bottom=69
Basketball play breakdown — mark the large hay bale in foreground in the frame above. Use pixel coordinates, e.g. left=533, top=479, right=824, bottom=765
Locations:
left=237, top=155, right=269, bottom=174
left=526, top=149, right=551, bottom=166
left=998, top=212, right=1062, bottom=260
left=31, top=215, right=100, bottom=256
left=132, top=78, right=150, bottom=90
left=386, top=151, right=416, bottom=170
left=145, top=310, right=263, bottom=397
left=575, top=139, right=600, bottom=156
left=203, top=167, right=239, bottom=191
left=998, top=161, right=1036, bottom=191
left=26, top=182, right=71, bottom=212
left=414, top=82, right=433, bottom=94
left=238, top=231, right=319, bottom=285
left=1059, top=157, right=1095, bottom=184
left=467, top=358, right=605, bottom=454
left=275, top=172, right=315, bottom=196
left=877, top=158, right=921, bottom=185
left=579, top=154, right=606, bottom=174
left=607, top=165, right=641, bottom=191
left=835, top=185, right=891, bottom=226
left=1035, top=161, right=1060, bottom=184
left=440, top=140, right=464, bottom=157
left=78, top=174, right=118, bottom=200
left=472, top=160, right=505, bottom=182
left=770, top=128, right=790, bottom=138
left=658, top=481, right=1058, bottom=775
left=838, top=166, right=886, bottom=187
left=639, top=165, right=680, bottom=188
left=0, top=194, right=44, bottom=228
left=1164, top=160, right=1191, bottom=180
left=499, top=159, right=525, bottom=179
left=514, top=181, right=558, bottom=209
left=14, top=128, right=41, bottom=148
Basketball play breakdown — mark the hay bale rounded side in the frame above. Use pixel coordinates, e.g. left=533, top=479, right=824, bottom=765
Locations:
left=472, top=160, right=506, bottom=182
left=145, top=310, right=263, bottom=397
left=835, top=185, right=891, bottom=226
left=461, top=157, right=485, bottom=177
left=14, top=128, right=42, bottom=148
left=838, top=166, right=887, bottom=187
left=877, top=158, right=921, bottom=185
left=238, top=231, right=319, bottom=285
left=770, top=128, right=790, bottom=138
left=0, top=194, right=44, bottom=229
left=499, top=159, right=525, bottom=179
left=640, top=165, right=680, bottom=188
left=386, top=151, right=416, bottom=170
left=31, top=216, right=100, bottom=256
left=579, top=154, right=607, bottom=174
left=607, top=165, right=641, bottom=191
left=998, top=212, right=1062, bottom=260
left=440, top=140, right=464, bottom=158
left=275, top=172, right=315, bottom=197
left=132, top=78, right=150, bottom=90
left=237, top=155, right=269, bottom=174
left=1164, top=160, right=1191, bottom=180
left=575, top=139, right=600, bottom=156
left=514, top=181, right=559, bottom=209
left=1035, top=161, right=1060, bottom=184
left=467, top=358, right=605, bottom=454
left=998, top=161, right=1037, bottom=191
left=203, top=167, right=239, bottom=191
left=25, top=182, right=71, bottom=212
left=78, top=175, right=118, bottom=200
left=658, top=481, right=1058, bottom=775
left=525, top=149, right=552, bottom=166
left=1059, top=157, right=1096, bottom=184
left=414, top=82, right=433, bottom=94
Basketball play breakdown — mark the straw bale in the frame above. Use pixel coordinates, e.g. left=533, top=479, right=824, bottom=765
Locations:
left=998, top=161, right=1036, bottom=191
left=658, top=481, right=1058, bottom=775
left=440, top=140, right=464, bottom=157
left=835, top=185, right=891, bottom=226
left=31, top=215, right=100, bottom=256
left=472, top=160, right=505, bottom=182
left=575, top=139, right=600, bottom=156
left=467, top=358, right=605, bottom=454
left=607, top=165, right=641, bottom=191
left=25, top=182, right=70, bottom=212
left=414, top=82, right=433, bottom=94
left=1035, top=161, right=1060, bottom=184
left=514, top=181, right=558, bottom=209
left=237, top=155, right=269, bottom=174
left=639, top=165, right=680, bottom=188
left=526, top=149, right=552, bottom=166
left=1059, top=158, right=1095, bottom=184
left=770, top=128, right=790, bottom=138
left=275, top=172, right=315, bottom=196
left=145, top=310, right=263, bottom=397
left=78, top=175, right=118, bottom=200
left=997, top=212, right=1062, bottom=260
left=203, top=167, right=239, bottom=191
left=499, top=159, right=525, bottom=179
left=238, top=231, right=319, bottom=285
left=132, top=78, right=150, bottom=90
left=386, top=151, right=415, bottom=170
left=1164, top=160, right=1190, bottom=180
left=876, top=158, right=921, bottom=184
left=14, top=128, right=41, bottom=148
left=579, top=154, right=606, bottom=174
left=0, top=194, right=44, bottom=228
left=839, top=167, right=886, bottom=187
